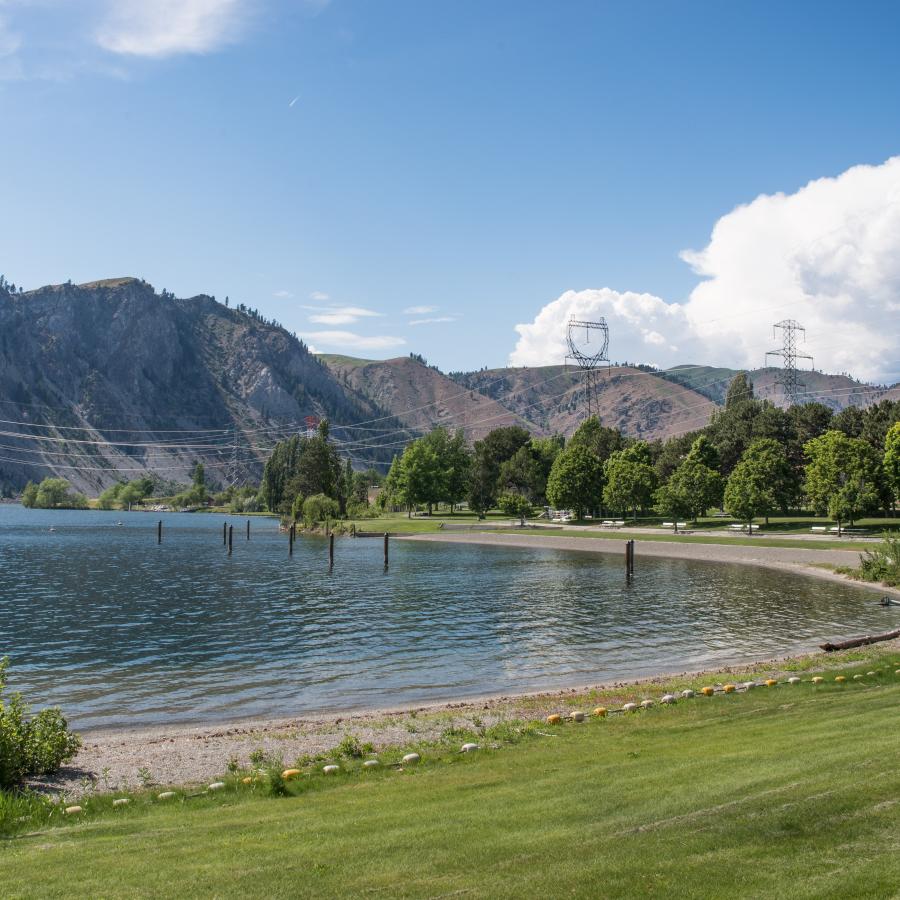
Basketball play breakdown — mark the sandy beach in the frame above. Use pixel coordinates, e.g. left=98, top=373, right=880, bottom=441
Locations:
left=40, top=530, right=899, bottom=797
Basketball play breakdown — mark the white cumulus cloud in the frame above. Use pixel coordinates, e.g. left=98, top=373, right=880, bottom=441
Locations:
left=511, top=157, right=900, bottom=384
left=403, top=304, right=438, bottom=315
left=96, top=0, right=250, bottom=58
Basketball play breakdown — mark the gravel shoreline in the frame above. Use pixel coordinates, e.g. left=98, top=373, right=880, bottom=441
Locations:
left=37, top=532, right=899, bottom=797
left=44, top=639, right=899, bottom=798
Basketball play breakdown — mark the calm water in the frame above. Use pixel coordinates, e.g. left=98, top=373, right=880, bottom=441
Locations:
left=1, top=504, right=896, bottom=730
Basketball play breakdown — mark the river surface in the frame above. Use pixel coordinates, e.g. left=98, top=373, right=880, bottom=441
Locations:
left=1, top=505, right=896, bottom=730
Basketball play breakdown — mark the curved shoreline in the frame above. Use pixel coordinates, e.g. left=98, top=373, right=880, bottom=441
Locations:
left=33, top=529, right=900, bottom=796
left=399, top=529, right=900, bottom=598
left=47, top=636, right=900, bottom=798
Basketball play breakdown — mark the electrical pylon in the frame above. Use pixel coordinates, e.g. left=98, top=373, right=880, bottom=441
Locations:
left=224, top=426, right=242, bottom=488
left=765, top=319, right=814, bottom=406
left=565, top=317, right=610, bottom=418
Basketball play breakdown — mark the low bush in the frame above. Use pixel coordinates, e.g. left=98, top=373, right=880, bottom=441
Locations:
left=302, top=493, right=340, bottom=526
left=0, top=658, right=82, bottom=789
left=858, top=532, right=900, bottom=587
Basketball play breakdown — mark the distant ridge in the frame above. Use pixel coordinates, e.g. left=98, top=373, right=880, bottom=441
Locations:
left=0, top=276, right=894, bottom=494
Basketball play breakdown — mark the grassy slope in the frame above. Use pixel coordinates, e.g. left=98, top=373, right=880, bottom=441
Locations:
left=4, top=660, right=899, bottom=898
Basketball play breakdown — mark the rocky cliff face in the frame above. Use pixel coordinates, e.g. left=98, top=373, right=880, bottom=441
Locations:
left=0, top=278, right=392, bottom=493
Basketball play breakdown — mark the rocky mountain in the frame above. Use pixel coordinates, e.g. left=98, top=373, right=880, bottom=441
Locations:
left=0, top=278, right=397, bottom=494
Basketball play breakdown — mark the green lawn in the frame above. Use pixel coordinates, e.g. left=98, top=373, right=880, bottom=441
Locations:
left=4, top=658, right=899, bottom=898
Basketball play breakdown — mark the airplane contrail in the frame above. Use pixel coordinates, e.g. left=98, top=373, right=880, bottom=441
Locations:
left=288, top=95, right=300, bottom=108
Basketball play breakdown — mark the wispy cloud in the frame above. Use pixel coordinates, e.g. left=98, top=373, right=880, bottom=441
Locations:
left=273, top=289, right=293, bottom=299
left=304, top=304, right=383, bottom=325
left=408, top=316, right=456, bottom=326
left=309, top=291, right=330, bottom=301
left=288, top=94, right=300, bottom=107
left=0, top=13, right=22, bottom=59
left=300, top=330, right=405, bottom=352
left=403, top=304, right=437, bottom=315
left=95, top=0, right=251, bottom=59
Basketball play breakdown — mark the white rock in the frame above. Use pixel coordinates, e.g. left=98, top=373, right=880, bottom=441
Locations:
left=570, top=711, right=585, bottom=722
left=64, top=805, right=82, bottom=815
left=461, top=743, right=479, bottom=752
left=866, top=671, right=876, bottom=676
left=323, top=765, right=339, bottom=775
left=112, top=798, right=130, bottom=808
left=402, top=753, right=421, bottom=765
left=743, top=681, right=756, bottom=690
left=640, top=699, right=654, bottom=709
left=157, top=791, right=176, bottom=800
left=680, top=689, right=695, bottom=699
left=363, top=759, right=380, bottom=768
left=661, top=694, right=676, bottom=704
left=853, top=674, right=864, bottom=680
left=208, top=782, right=226, bottom=791
left=622, top=703, right=638, bottom=713
left=788, top=677, right=801, bottom=685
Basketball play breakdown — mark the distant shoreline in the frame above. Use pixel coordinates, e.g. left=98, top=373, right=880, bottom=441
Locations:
left=398, top=529, right=900, bottom=597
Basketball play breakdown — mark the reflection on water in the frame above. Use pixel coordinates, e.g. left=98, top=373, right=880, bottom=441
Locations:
left=1, top=504, right=896, bottom=730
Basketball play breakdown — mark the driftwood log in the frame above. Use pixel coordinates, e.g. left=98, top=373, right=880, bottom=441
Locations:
left=819, top=629, right=900, bottom=652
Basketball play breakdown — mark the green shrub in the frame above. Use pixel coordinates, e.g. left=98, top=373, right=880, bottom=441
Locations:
left=0, top=658, right=81, bottom=789
left=302, top=493, right=340, bottom=526
left=335, top=734, right=373, bottom=758
left=858, top=532, right=900, bottom=587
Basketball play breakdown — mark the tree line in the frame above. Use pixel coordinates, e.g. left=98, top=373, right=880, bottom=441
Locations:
left=377, top=373, right=900, bottom=529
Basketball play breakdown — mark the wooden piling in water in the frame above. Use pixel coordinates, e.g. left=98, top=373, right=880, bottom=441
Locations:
left=157, top=520, right=162, bottom=544
left=223, top=521, right=228, bottom=546
left=289, top=523, right=294, bottom=556
left=384, top=532, right=389, bottom=569
left=246, top=519, right=250, bottom=541
left=329, top=532, right=334, bottom=569
left=228, top=525, right=233, bottom=556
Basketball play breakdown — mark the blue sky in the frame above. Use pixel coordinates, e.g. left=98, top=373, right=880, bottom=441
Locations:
left=2, top=1, right=899, bottom=380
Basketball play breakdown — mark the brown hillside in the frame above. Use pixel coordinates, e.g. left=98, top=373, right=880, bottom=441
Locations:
left=321, top=355, right=533, bottom=441
left=451, top=365, right=719, bottom=441
left=750, top=368, right=893, bottom=410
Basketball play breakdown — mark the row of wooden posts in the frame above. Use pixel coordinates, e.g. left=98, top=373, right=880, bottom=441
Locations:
left=157, top=519, right=634, bottom=577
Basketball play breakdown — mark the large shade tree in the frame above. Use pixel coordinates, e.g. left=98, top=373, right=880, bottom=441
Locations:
left=546, top=445, right=604, bottom=520
left=804, top=430, right=883, bottom=533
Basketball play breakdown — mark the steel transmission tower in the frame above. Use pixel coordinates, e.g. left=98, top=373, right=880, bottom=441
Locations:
left=765, top=319, right=814, bottom=406
left=224, top=426, right=242, bottom=488
left=565, top=317, right=610, bottom=417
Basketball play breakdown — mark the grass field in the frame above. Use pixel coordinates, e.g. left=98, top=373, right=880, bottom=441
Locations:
left=4, top=655, right=899, bottom=898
